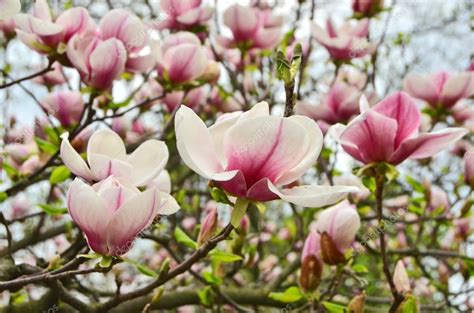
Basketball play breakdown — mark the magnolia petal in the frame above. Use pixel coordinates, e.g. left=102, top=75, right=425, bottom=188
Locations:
left=106, top=188, right=160, bottom=255
left=87, top=128, right=126, bottom=164
left=60, top=132, right=93, bottom=181
left=390, top=128, right=468, bottom=164
left=159, top=192, right=180, bottom=215
left=88, top=38, right=127, bottom=90
left=175, top=105, right=223, bottom=178
left=67, top=178, right=109, bottom=255
left=403, top=73, right=439, bottom=105
left=269, top=183, right=359, bottom=208
left=441, top=73, right=474, bottom=107
left=223, top=4, right=259, bottom=41
left=128, top=140, right=168, bottom=186
left=372, top=92, right=421, bottom=148
left=340, top=110, right=398, bottom=163
left=0, top=0, right=21, bottom=21
left=165, top=44, right=207, bottom=83
left=275, top=115, right=323, bottom=185
left=88, top=154, right=133, bottom=182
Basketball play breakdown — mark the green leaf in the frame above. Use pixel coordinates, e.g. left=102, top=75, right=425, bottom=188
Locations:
left=2, top=161, right=19, bottom=178
left=34, top=137, right=57, bottom=155
left=401, top=295, right=419, bottom=313
left=38, top=204, right=67, bottom=215
left=197, top=286, right=214, bottom=306
left=0, top=192, right=7, bottom=203
left=290, top=43, right=302, bottom=80
left=406, top=176, right=424, bottom=193
left=361, top=176, right=376, bottom=193
left=254, top=202, right=266, bottom=215
left=321, top=301, right=348, bottom=313
left=123, top=259, right=158, bottom=277
left=77, top=253, right=101, bottom=259
left=209, top=187, right=231, bottom=205
left=49, top=166, right=71, bottom=184
left=352, top=264, right=368, bottom=273
left=230, top=198, right=249, bottom=228
left=268, top=286, right=304, bottom=303
left=202, top=271, right=222, bottom=285
left=276, top=50, right=291, bottom=83
left=209, top=250, right=242, bottom=263
left=174, top=227, right=197, bottom=249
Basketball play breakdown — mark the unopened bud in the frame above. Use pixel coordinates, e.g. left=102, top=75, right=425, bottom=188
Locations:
left=394, top=260, right=411, bottom=294
left=348, top=293, right=365, bottom=313
left=299, top=255, right=322, bottom=292
left=320, top=232, right=346, bottom=265
left=197, top=208, right=218, bottom=245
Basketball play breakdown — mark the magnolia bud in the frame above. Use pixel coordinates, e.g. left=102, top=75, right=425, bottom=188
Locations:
left=464, top=149, right=474, bottom=188
left=199, top=60, right=220, bottom=84
left=394, top=260, right=411, bottom=294
left=197, top=208, right=218, bottom=246
left=300, top=231, right=323, bottom=291
left=348, top=293, right=365, bottom=313
left=320, top=231, right=346, bottom=265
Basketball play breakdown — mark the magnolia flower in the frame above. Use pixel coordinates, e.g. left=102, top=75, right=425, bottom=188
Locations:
left=218, top=4, right=282, bottom=50
left=41, top=91, right=84, bottom=127
left=296, top=82, right=364, bottom=133
left=394, top=260, right=411, bottom=294
left=67, top=176, right=171, bottom=256
left=465, top=149, right=474, bottom=188
left=67, top=35, right=126, bottom=90
left=0, top=0, right=20, bottom=21
left=313, top=18, right=373, bottom=60
left=300, top=231, right=322, bottom=291
left=14, top=0, right=95, bottom=54
left=453, top=101, right=474, bottom=124
left=404, top=72, right=474, bottom=109
left=175, top=101, right=358, bottom=206
left=157, top=31, right=208, bottom=84
left=333, top=174, right=370, bottom=202
left=425, top=183, right=450, bottom=212
left=60, top=128, right=168, bottom=187
left=99, top=9, right=156, bottom=73
left=163, top=87, right=206, bottom=111
left=339, top=92, right=468, bottom=165
left=156, top=0, right=213, bottom=31
left=315, top=200, right=361, bottom=264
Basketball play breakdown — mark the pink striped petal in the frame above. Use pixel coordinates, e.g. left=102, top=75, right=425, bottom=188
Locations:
left=441, top=72, right=474, bottom=107
left=67, top=178, right=110, bottom=255
left=164, top=44, right=207, bottom=83
left=88, top=38, right=127, bottom=90
left=403, top=73, right=439, bottom=105
left=88, top=154, right=133, bottom=182
left=223, top=4, right=259, bottom=41
left=106, top=188, right=160, bottom=255
left=60, top=132, right=93, bottom=181
left=372, top=92, right=421, bottom=148
left=390, top=128, right=468, bottom=164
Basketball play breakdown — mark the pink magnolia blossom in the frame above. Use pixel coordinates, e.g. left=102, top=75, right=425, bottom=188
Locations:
left=197, top=207, right=218, bottom=245
left=301, top=230, right=321, bottom=262
left=66, top=34, right=127, bottom=90
left=175, top=101, right=357, bottom=206
left=0, top=0, right=20, bottom=21
left=99, top=9, right=157, bottom=73
left=163, top=87, right=206, bottom=111
left=157, top=31, right=208, bottom=84
left=41, top=91, right=84, bottom=127
left=452, top=101, right=474, bottom=124
left=404, top=71, right=474, bottom=108
left=14, top=0, right=95, bottom=54
left=156, top=0, right=213, bottom=31
left=333, top=174, right=370, bottom=202
left=218, top=4, right=282, bottom=50
left=33, top=62, right=66, bottom=87
left=60, top=128, right=168, bottom=187
left=339, top=92, right=468, bottom=165
left=67, top=176, right=170, bottom=256
left=19, top=155, right=42, bottom=175
left=295, top=82, right=365, bottom=133
left=394, top=260, right=411, bottom=294
left=315, top=200, right=361, bottom=255
left=313, top=18, right=374, bottom=61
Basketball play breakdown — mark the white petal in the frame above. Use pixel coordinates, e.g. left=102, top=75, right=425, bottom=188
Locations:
left=0, top=0, right=21, bottom=20
left=159, top=192, right=180, bottom=215
left=87, top=128, right=126, bottom=165
left=88, top=153, right=134, bottom=182
left=128, top=140, right=169, bottom=186
left=268, top=182, right=359, bottom=207
left=60, top=132, right=93, bottom=181
left=175, top=105, right=223, bottom=178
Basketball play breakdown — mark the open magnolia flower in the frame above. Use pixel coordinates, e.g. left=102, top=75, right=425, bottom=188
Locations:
left=68, top=176, right=178, bottom=256
left=0, top=0, right=20, bottom=21
left=60, top=128, right=168, bottom=187
left=175, top=101, right=358, bottom=207
left=339, top=92, right=468, bottom=165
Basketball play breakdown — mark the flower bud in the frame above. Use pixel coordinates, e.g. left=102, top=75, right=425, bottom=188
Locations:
left=347, top=293, right=365, bottom=313
left=394, top=260, right=411, bottom=294
left=300, top=231, right=323, bottom=292
left=197, top=208, right=218, bottom=246
left=320, top=231, right=346, bottom=265
left=464, top=149, right=474, bottom=188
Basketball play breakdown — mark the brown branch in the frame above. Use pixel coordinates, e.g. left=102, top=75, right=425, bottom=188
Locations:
left=0, top=61, right=54, bottom=89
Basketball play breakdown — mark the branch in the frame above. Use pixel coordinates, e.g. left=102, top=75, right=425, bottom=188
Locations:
left=0, top=61, right=54, bottom=89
